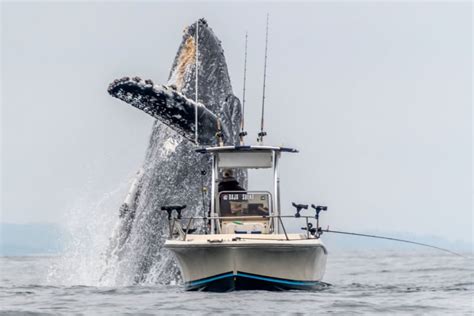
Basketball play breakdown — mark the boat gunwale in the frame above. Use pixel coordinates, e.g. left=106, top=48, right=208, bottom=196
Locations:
left=164, top=240, right=328, bottom=253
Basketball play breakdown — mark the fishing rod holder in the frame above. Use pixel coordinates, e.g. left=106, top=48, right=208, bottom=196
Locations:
left=301, top=222, right=318, bottom=236
left=292, top=202, right=308, bottom=218
left=257, top=131, right=267, bottom=143
left=300, top=222, right=325, bottom=238
left=161, top=205, right=200, bottom=240
left=161, top=205, right=187, bottom=220
left=239, top=131, right=248, bottom=146
left=215, top=131, right=224, bottom=146
left=311, top=204, right=327, bottom=238
left=311, top=204, right=328, bottom=220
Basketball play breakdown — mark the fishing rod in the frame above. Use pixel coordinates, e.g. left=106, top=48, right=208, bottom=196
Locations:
left=194, top=20, right=200, bottom=145
left=322, top=228, right=467, bottom=258
left=239, top=32, right=248, bottom=145
left=258, top=13, right=269, bottom=144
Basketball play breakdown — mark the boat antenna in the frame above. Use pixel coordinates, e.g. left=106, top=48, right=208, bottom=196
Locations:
left=322, top=228, right=467, bottom=258
left=194, top=20, right=199, bottom=145
left=258, top=13, right=269, bottom=144
left=239, top=32, right=248, bottom=145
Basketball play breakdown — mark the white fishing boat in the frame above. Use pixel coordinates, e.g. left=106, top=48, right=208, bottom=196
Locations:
left=164, top=145, right=328, bottom=291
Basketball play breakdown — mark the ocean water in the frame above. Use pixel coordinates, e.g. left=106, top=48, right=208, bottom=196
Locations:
left=0, top=251, right=472, bottom=315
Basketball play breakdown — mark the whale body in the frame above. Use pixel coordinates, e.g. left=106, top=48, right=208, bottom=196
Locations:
left=103, top=19, right=246, bottom=285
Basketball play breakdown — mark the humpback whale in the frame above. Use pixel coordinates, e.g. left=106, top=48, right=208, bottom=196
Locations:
left=103, top=19, right=247, bottom=285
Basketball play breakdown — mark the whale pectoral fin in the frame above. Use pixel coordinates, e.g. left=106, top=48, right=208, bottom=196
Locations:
left=108, top=77, right=219, bottom=145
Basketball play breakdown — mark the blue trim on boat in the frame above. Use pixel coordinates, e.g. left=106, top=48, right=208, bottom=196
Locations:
left=236, top=272, right=318, bottom=286
left=187, top=272, right=319, bottom=287
left=188, top=273, right=234, bottom=286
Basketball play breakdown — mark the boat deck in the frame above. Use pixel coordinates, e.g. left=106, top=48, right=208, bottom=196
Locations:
left=166, top=233, right=326, bottom=247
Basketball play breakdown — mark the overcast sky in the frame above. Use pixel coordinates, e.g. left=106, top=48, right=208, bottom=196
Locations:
left=1, top=1, right=472, bottom=242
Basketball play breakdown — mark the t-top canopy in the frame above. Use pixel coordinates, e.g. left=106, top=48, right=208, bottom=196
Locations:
left=196, top=145, right=298, bottom=169
left=195, top=145, right=298, bottom=154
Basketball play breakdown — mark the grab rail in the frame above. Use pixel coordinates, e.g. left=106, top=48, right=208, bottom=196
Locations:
left=167, top=214, right=319, bottom=241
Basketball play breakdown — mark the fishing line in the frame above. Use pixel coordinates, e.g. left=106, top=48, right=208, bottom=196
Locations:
left=323, top=229, right=466, bottom=258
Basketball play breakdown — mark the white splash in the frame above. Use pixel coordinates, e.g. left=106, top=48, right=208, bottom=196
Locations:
left=46, top=182, right=128, bottom=286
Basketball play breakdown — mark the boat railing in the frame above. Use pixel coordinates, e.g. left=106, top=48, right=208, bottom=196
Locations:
left=167, top=215, right=319, bottom=241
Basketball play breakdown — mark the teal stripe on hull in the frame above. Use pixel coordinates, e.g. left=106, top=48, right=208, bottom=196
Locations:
left=188, top=273, right=234, bottom=286
left=186, top=272, right=322, bottom=290
left=236, top=272, right=318, bottom=286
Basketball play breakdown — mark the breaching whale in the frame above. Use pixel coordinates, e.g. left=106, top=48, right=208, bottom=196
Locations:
left=103, top=19, right=247, bottom=285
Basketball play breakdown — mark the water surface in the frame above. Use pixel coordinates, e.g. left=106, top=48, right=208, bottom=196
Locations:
left=1, top=251, right=472, bottom=315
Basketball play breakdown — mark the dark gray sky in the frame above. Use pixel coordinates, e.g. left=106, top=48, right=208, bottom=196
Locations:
left=1, top=2, right=472, bottom=242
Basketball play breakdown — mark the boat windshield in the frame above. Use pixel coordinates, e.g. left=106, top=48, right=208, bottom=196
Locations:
left=218, top=191, right=271, bottom=217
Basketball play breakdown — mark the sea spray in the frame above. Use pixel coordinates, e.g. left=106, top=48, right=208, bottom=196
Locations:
left=46, top=183, right=127, bottom=286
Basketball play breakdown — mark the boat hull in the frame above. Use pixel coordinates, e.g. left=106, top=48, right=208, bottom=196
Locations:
left=185, top=271, right=327, bottom=291
left=165, top=234, right=327, bottom=292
